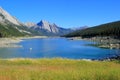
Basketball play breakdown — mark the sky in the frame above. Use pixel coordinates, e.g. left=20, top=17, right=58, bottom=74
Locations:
left=0, top=0, right=120, bottom=28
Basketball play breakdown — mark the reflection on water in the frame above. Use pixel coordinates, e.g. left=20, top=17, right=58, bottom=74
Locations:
left=0, top=38, right=119, bottom=59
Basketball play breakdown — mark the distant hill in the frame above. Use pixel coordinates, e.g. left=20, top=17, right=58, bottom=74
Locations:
left=70, top=26, right=88, bottom=31
left=64, top=21, right=120, bottom=38
left=25, top=20, right=73, bottom=36
left=0, top=7, right=42, bottom=37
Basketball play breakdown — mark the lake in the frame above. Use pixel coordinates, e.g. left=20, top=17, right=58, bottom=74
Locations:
left=0, top=38, right=119, bottom=59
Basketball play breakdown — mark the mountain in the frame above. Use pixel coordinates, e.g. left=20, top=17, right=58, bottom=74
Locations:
left=0, top=7, right=42, bottom=37
left=37, top=20, right=59, bottom=33
left=71, top=26, right=88, bottom=30
left=26, top=20, right=73, bottom=36
left=25, top=22, right=36, bottom=28
left=64, top=21, right=120, bottom=38
left=0, top=7, right=21, bottom=26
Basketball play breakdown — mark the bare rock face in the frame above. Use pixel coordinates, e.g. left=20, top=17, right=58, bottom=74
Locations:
left=37, top=20, right=59, bottom=33
left=50, top=24, right=59, bottom=33
left=0, top=7, right=21, bottom=25
left=25, top=22, right=36, bottom=28
left=25, top=20, right=73, bottom=36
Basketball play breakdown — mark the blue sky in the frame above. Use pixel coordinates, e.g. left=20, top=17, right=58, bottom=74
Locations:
left=0, top=0, right=120, bottom=28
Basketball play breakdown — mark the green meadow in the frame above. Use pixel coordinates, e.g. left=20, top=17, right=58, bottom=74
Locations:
left=0, top=58, right=120, bottom=80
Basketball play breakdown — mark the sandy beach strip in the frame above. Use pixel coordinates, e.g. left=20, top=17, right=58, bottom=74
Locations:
left=0, top=36, right=47, bottom=48
left=0, top=38, right=23, bottom=48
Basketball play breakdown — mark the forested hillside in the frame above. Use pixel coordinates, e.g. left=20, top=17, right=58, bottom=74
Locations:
left=64, top=21, right=120, bottom=38
left=0, top=23, right=42, bottom=37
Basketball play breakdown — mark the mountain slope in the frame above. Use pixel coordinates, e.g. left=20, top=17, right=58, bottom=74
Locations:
left=37, top=20, right=59, bottom=33
left=0, top=7, right=21, bottom=26
left=0, top=7, right=42, bottom=37
left=27, top=20, right=73, bottom=36
left=64, top=21, right=120, bottom=38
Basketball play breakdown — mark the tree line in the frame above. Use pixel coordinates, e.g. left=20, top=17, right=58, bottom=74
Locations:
left=64, top=21, right=120, bottom=39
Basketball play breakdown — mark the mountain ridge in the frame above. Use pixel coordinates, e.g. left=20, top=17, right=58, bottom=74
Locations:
left=25, top=20, right=73, bottom=36
left=0, top=7, right=42, bottom=37
left=0, top=7, right=21, bottom=26
left=0, top=6, right=85, bottom=37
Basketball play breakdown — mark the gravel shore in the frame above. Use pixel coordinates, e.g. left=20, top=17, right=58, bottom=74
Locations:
left=0, top=38, right=22, bottom=48
left=68, top=37, right=120, bottom=49
left=0, top=36, right=47, bottom=48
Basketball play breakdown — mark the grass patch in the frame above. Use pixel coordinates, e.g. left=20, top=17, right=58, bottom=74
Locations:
left=0, top=58, right=120, bottom=80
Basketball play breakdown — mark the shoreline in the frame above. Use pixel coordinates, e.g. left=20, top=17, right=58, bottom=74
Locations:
left=0, top=57, right=119, bottom=61
left=0, top=57, right=103, bottom=61
left=0, top=38, right=23, bottom=48
left=68, top=36, right=120, bottom=49
left=67, top=37, right=120, bottom=60
left=0, top=58, right=92, bottom=61
left=0, top=36, right=47, bottom=48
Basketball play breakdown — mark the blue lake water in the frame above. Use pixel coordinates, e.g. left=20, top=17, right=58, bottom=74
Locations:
left=0, top=38, right=119, bottom=59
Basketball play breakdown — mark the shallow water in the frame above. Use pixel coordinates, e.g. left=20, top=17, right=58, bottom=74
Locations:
left=0, top=38, right=119, bottom=59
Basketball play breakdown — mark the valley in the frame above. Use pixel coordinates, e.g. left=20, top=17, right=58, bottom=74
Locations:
left=0, top=1, right=120, bottom=80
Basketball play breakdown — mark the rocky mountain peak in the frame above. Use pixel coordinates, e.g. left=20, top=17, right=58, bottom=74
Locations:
left=37, top=20, right=50, bottom=26
left=41, top=20, right=49, bottom=24
left=36, top=20, right=58, bottom=33
left=0, top=7, right=21, bottom=25
left=25, top=19, right=72, bottom=36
